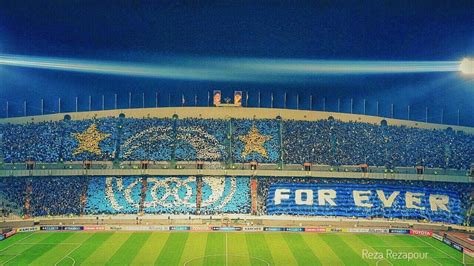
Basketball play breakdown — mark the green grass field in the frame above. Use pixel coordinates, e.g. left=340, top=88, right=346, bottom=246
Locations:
left=0, top=231, right=465, bottom=266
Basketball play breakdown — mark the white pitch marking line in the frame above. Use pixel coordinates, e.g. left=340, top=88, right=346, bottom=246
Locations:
left=415, top=236, right=463, bottom=264
left=54, top=239, right=86, bottom=266
left=1, top=254, right=19, bottom=266
left=0, top=233, right=36, bottom=253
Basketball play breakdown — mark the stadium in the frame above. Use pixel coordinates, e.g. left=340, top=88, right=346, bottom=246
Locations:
left=0, top=2, right=474, bottom=266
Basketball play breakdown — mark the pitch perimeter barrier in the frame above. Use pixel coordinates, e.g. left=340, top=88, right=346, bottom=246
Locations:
left=17, top=227, right=40, bottom=232
left=409, top=229, right=433, bottom=236
left=389, top=229, right=411, bottom=234
left=211, top=227, right=242, bottom=231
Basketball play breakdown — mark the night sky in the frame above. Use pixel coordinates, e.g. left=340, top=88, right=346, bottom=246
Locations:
left=0, top=1, right=473, bottom=125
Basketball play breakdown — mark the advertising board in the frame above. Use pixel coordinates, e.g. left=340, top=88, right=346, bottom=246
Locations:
left=170, top=226, right=190, bottom=231
left=83, top=226, right=105, bottom=231
left=389, top=229, right=410, bottom=234
left=17, top=227, right=40, bottom=233
left=305, top=227, right=327, bottom=232
left=211, top=227, right=242, bottom=232
left=409, top=230, right=433, bottom=236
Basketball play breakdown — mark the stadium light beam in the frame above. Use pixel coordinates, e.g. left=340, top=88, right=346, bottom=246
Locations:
left=0, top=54, right=466, bottom=83
left=459, top=58, right=474, bottom=75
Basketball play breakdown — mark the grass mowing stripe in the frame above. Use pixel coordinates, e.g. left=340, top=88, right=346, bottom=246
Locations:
left=5, top=232, right=74, bottom=265
left=203, top=233, right=226, bottom=266
left=395, top=235, right=462, bottom=266
left=106, top=232, right=151, bottom=266
left=179, top=232, right=207, bottom=265
left=245, top=233, right=274, bottom=266
left=352, top=234, right=399, bottom=265
left=264, top=233, right=297, bottom=266
left=60, top=232, right=113, bottom=265
left=413, top=236, right=463, bottom=261
left=0, top=233, right=33, bottom=250
left=30, top=232, right=92, bottom=266
left=301, top=234, right=345, bottom=265
left=81, top=232, right=132, bottom=265
left=131, top=232, right=170, bottom=265
left=0, top=233, right=50, bottom=264
left=320, top=233, right=368, bottom=266
left=227, top=233, right=251, bottom=266
left=282, top=233, right=321, bottom=266
left=154, top=232, right=189, bottom=266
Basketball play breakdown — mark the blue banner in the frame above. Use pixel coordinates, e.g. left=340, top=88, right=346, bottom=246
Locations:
left=63, top=226, right=83, bottom=231
left=263, top=227, right=285, bottom=232
left=41, top=226, right=61, bottom=231
left=389, top=229, right=410, bottom=234
left=169, top=226, right=190, bottom=231
left=286, top=227, right=305, bottom=232
left=211, top=227, right=242, bottom=231
left=267, top=183, right=464, bottom=224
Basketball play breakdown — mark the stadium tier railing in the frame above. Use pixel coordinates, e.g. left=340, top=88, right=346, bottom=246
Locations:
left=0, top=167, right=472, bottom=183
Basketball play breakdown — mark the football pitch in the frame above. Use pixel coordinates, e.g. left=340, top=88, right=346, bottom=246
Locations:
left=0, top=231, right=465, bottom=266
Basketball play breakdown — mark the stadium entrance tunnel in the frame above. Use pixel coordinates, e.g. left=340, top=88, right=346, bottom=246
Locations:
left=183, top=254, right=270, bottom=266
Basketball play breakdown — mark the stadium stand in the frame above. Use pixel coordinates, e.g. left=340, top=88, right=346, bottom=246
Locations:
left=0, top=175, right=471, bottom=225
left=176, top=118, right=228, bottom=161
left=119, top=118, right=173, bottom=161
left=258, top=177, right=472, bottom=225
left=1, top=117, right=472, bottom=169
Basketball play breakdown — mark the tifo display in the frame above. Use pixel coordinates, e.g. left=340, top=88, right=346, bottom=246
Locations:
left=0, top=176, right=471, bottom=225
left=1, top=117, right=473, bottom=169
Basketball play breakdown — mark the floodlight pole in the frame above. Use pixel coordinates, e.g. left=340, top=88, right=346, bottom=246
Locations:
left=425, top=107, right=428, bottom=123
left=23, top=100, right=27, bottom=117
left=75, top=97, right=78, bottom=112
left=350, top=98, right=353, bottom=114
left=337, top=98, right=341, bottom=112
left=323, top=97, right=326, bottom=111
left=391, top=104, right=394, bottom=118
left=407, top=105, right=410, bottom=120
left=6, top=101, right=9, bottom=118
left=310, top=95, right=313, bottom=111
left=102, top=95, right=105, bottom=110
left=155, top=92, right=158, bottom=107
left=114, top=94, right=118, bottom=109
left=88, top=96, right=92, bottom=111
left=41, top=99, right=44, bottom=115
left=58, top=98, right=61, bottom=113
left=441, top=108, right=444, bottom=124
left=376, top=101, right=379, bottom=116
left=457, top=109, right=460, bottom=126
left=363, top=99, right=366, bottom=115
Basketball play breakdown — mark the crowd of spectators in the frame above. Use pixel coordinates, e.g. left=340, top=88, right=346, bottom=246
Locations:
left=200, top=177, right=250, bottom=214
left=1, top=121, right=62, bottom=162
left=29, top=177, right=87, bottom=216
left=0, top=175, right=471, bottom=225
left=231, top=119, right=281, bottom=163
left=1, top=117, right=473, bottom=169
left=257, top=177, right=473, bottom=225
left=284, top=119, right=474, bottom=169
left=119, top=118, right=173, bottom=161
left=175, top=118, right=228, bottom=161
